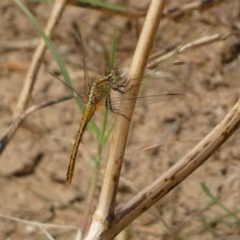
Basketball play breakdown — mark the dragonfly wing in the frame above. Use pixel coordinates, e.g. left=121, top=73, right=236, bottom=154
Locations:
left=50, top=72, right=88, bottom=102
left=107, top=92, right=184, bottom=113
left=108, top=61, right=191, bottom=113
left=73, top=32, right=92, bottom=90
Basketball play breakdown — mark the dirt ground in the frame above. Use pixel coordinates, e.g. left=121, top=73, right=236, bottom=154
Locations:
left=0, top=0, right=240, bottom=239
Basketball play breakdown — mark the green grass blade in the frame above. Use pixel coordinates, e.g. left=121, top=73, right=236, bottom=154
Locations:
left=99, top=107, right=109, bottom=146
left=110, top=28, right=117, bottom=67
left=201, top=182, right=240, bottom=223
left=77, top=0, right=126, bottom=12
left=103, top=125, right=114, bottom=145
left=14, top=0, right=99, bottom=135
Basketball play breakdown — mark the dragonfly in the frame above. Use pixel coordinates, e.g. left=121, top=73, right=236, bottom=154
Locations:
left=66, top=66, right=125, bottom=185
left=53, top=34, right=188, bottom=185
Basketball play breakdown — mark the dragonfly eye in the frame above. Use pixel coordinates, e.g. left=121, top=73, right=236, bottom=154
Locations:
left=111, top=67, right=119, bottom=77
left=104, top=67, right=111, bottom=76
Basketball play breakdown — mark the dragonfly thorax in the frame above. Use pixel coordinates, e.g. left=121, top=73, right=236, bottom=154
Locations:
left=87, top=79, right=111, bottom=105
left=87, top=67, right=121, bottom=106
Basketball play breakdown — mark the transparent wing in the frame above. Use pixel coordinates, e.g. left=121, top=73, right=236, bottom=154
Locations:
left=76, top=32, right=92, bottom=90
left=107, top=61, right=191, bottom=112
left=50, top=73, right=88, bottom=103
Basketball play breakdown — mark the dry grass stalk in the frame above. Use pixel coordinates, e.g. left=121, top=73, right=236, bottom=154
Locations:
left=85, top=0, right=167, bottom=239
left=0, top=0, right=67, bottom=154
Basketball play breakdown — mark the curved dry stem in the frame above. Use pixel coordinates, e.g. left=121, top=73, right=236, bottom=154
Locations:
left=0, top=0, right=67, bottom=155
left=85, top=0, right=167, bottom=239
left=105, top=99, right=240, bottom=237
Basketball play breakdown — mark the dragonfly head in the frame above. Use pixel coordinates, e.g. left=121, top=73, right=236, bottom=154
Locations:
left=104, top=66, right=121, bottom=84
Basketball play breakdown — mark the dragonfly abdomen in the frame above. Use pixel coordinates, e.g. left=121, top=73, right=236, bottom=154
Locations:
left=66, top=103, right=96, bottom=185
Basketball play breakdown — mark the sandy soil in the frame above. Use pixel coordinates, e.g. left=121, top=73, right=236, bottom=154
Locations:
left=0, top=0, right=240, bottom=239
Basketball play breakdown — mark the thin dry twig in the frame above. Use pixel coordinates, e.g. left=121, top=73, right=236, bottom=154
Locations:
left=21, top=95, right=72, bottom=120
left=148, top=33, right=233, bottom=68
left=85, top=1, right=167, bottom=239
left=0, top=38, right=39, bottom=50
left=0, top=212, right=80, bottom=240
left=163, top=0, right=223, bottom=20
left=0, top=0, right=67, bottom=155
left=0, top=212, right=79, bottom=230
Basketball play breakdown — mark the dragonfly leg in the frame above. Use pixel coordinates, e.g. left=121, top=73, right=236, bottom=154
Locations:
left=113, top=78, right=132, bottom=94
left=105, top=94, right=130, bottom=121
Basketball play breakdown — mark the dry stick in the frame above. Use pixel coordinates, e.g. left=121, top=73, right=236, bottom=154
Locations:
left=148, top=33, right=232, bottom=68
left=0, top=0, right=67, bottom=155
left=103, top=99, right=240, bottom=239
left=21, top=95, right=72, bottom=120
left=67, top=0, right=146, bottom=18
left=0, top=212, right=79, bottom=231
left=68, top=0, right=220, bottom=20
left=163, top=0, right=221, bottom=19
left=85, top=1, right=167, bottom=239
left=0, top=38, right=39, bottom=50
